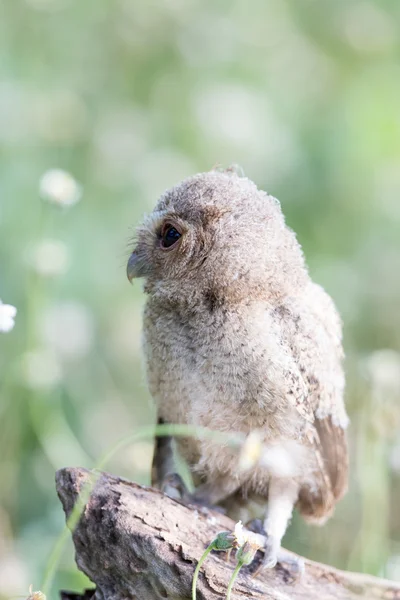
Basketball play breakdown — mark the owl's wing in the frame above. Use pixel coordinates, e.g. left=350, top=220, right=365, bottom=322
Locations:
left=272, top=283, right=349, bottom=514
left=271, top=285, right=347, bottom=421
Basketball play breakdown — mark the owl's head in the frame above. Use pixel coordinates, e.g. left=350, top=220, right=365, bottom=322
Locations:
left=127, top=171, right=307, bottom=309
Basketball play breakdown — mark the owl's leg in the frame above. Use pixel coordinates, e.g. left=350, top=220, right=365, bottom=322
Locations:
left=152, top=433, right=194, bottom=501
left=191, top=476, right=241, bottom=507
left=253, top=478, right=303, bottom=577
left=152, top=419, right=239, bottom=506
left=151, top=419, right=176, bottom=484
left=159, top=472, right=239, bottom=511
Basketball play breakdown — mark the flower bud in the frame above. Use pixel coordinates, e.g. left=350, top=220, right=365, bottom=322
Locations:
left=236, top=540, right=258, bottom=566
left=213, top=531, right=235, bottom=551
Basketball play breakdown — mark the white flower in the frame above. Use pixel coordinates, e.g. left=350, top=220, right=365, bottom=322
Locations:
left=239, top=431, right=304, bottom=478
left=260, top=441, right=306, bottom=478
left=0, top=554, right=29, bottom=597
left=120, top=442, right=154, bottom=474
left=233, top=521, right=264, bottom=552
left=238, top=430, right=263, bottom=471
left=29, top=239, right=70, bottom=277
left=39, top=168, right=82, bottom=207
left=0, top=300, right=17, bottom=332
left=27, top=585, right=46, bottom=600
left=234, top=521, right=246, bottom=546
left=364, top=349, right=400, bottom=439
left=386, top=554, right=400, bottom=581
left=40, top=301, right=94, bottom=360
left=22, top=349, right=62, bottom=390
left=365, top=349, right=400, bottom=398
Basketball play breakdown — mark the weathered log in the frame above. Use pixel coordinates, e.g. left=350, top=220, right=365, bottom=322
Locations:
left=56, top=467, right=400, bottom=600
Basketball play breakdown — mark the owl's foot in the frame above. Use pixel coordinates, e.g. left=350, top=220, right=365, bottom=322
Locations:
left=250, top=533, right=279, bottom=575
left=251, top=541, right=304, bottom=580
left=160, top=472, right=211, bottom=506
left=245, top=519, right=304, bottom=581
left=160, top=473, right=226, bottom=514
left=160, top=472, right=192, bottom=502
left=245, top=518, right=264, bottom=535
left=275, top=549, right=305, bottom=582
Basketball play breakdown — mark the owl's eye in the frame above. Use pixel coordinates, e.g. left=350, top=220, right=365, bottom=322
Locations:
left=160, top=223, right=182, bottom=249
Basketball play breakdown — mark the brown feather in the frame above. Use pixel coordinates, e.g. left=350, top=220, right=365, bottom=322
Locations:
left=297, top=417, right=348, bottom=523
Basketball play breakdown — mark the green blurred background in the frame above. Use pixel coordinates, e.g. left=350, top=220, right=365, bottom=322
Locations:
left=1, top=0, right=400, bottom=597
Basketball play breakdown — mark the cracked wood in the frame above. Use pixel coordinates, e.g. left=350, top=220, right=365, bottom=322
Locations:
left=56, top=467, right=400, bottom=600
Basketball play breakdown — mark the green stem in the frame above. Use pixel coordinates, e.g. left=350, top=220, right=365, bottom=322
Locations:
left=226, top=561, right=244, bottom=600
left=97, top=423, right=241, bottom=470
left=192, top=543, right=214, bottom=600
left=40, top=526, right=71, bottom=595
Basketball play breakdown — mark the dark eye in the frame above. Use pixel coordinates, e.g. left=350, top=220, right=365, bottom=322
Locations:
left=160, top=224, right=182, bottom=249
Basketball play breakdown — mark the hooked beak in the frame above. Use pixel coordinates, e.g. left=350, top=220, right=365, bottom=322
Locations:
left=127, top=250, right=140, bottom=282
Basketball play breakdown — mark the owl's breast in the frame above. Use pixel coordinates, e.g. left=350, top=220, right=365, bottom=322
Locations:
left=143, top=303, right=295, bottom=434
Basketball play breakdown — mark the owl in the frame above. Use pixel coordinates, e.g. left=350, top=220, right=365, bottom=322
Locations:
left=127, top=169, right=349, bottom=571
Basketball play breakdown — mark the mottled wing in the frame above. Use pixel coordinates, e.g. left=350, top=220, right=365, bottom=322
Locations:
left=274, top=283, right=349, bottom=515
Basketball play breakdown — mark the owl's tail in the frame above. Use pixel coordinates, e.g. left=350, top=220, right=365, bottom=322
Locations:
left=296, top=417, right=349, bottom=525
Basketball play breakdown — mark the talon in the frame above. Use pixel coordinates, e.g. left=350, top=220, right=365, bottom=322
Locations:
left=244, top=519, right=265, bottom=536
left=161, top=473, right=190, bottom=501
left=251, top=534, right=279, bottom=576
left=276, top=550, right=305, bottom=581
left=160, top=474, right=217, bottom=509
left=263, top=556, right=278, bottom=569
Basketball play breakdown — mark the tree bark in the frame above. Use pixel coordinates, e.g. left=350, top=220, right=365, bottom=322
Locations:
left=56, top=467, right=400, bottom=600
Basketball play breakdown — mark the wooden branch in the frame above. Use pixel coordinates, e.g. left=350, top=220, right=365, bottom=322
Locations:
left=56, top=467, right=400, bottom=600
